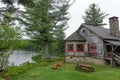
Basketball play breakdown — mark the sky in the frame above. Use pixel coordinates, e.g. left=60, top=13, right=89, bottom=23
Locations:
left=65, top=0, right=120, bottom=38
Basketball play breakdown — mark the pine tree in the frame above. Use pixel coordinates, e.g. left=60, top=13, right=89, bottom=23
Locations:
left=19, top=0, right=70, bottom=58
left=83, top=3, right=108, bottom=27
left=50, top=0, right=69, bottom=56
left=24, top=0, right=53, bottom=59
left=0, top=0, right=34, bottom=25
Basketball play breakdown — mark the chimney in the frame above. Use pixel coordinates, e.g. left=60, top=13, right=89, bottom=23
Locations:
left=109, top=16, right=120, bottom=36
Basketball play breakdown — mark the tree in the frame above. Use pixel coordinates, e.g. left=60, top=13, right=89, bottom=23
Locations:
left=51, top=2, right=69, bottom=56
left=0, top=0, right=28, bottom=71
left=20, top=0, right=53, bottom=59
left=0, top=23, right=21, bottom=71
left=0, top=0, right=34, bottom=25
left=83, top=3, right=108, bottom=27
left=19, top=0, right=70, bottom=58
left=0, top=0, right=36, bottom=71
left=50, top=0, right=77, bottom=56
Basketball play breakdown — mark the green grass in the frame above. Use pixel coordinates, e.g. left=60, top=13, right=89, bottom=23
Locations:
left=10, top=62, right=120, bottom=80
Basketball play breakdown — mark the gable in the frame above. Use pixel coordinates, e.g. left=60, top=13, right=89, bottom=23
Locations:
left=78, top=24, right=120, bottom=40
left=65, top=31, right=86, bottom=41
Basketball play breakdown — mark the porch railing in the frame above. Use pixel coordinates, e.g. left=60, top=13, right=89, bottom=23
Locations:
left=113, top=53, right=120, bottom=65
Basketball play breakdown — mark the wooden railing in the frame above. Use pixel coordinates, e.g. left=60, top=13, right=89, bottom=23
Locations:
left=113, top=53, right=120, bottom=65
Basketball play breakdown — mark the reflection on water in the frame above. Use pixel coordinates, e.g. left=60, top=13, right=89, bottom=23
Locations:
left=8, top=50, right=39, bottom=66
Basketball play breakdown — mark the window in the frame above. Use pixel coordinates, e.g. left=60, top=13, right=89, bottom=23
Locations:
left=76, top=44, right=84, bottom=52
left=67, top=44, right=73, bottom=52
left=88, top=43, right=97, bottom=56
left=82, top=29, right=86, bottom=33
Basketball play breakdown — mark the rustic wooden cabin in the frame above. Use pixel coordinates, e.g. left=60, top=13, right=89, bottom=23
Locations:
left=65, top=16, right=120, bottom=66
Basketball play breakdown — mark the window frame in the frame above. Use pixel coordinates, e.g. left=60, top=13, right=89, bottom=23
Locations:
left=67, top=44, right=73, bottom=52
left=76, top=44, right=84, bottom=52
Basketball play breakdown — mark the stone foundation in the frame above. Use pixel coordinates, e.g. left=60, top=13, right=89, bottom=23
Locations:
left=66, top=56, right=106, bottom=65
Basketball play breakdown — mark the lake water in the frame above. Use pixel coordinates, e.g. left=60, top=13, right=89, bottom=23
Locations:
left=8, top=50, right=39, bottom=66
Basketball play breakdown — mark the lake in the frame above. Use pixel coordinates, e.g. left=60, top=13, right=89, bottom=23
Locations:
left=8, top=50, right=39, bottom=66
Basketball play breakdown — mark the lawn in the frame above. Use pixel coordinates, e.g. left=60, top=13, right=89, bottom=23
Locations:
left=11, top=62, right=120, bottom=80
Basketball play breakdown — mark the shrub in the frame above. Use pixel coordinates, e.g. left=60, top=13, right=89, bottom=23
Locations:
left=4, top=61, right=49, bottom=77
left=32, top=54, right=42, bottom=62
left=39, top=62, right=48, bottom=66
left=5, top=62, right=34, bottom=76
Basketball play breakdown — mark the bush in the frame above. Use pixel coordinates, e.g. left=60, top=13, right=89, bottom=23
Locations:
left=5, top=62, right=34, bottom=76
left=32, top=54, right=42, bottom=62
left=4, top=61, right=49, bottom=77
left=39, top=62, right=48, bottom=66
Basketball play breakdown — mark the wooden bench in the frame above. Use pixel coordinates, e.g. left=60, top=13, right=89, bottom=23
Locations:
left=75, top=63, right=94, bottom=72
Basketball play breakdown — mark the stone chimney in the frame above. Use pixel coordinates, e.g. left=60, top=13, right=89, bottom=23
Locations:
left=109, top=16, right=120, bottom=36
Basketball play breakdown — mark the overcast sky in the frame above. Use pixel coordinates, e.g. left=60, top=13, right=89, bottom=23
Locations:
left=65, top=0, right=120, bottom=38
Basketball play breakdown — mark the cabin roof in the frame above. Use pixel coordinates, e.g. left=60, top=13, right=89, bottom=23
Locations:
left=105, top=40, right=120, bottom=46
left=65, top=23, right=120, bottom=42
left=65, top=31, right=86, bottom=41
left=81, top=24, right=120, bottom=40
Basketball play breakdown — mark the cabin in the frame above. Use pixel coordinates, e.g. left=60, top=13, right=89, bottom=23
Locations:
left=65, top=16, right=120, bottom=66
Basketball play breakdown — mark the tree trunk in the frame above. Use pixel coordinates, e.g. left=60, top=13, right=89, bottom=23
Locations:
left=0, top=50, right=12, bottom=71
left=43, top=41, right=50, bottom=59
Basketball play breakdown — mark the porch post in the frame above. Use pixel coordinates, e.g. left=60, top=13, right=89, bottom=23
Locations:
left=103, top=44, right=107, bottom=58
left=74, top=42, right=76, bottom=56
left=110, top=45, right=115, bottom=67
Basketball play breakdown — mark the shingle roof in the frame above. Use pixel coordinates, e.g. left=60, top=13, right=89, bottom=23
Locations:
left=105, top=40, right=120, bottom=46
left=81, top=24, right=120, bottom=40
left=65, top=31, right=86, bottom=41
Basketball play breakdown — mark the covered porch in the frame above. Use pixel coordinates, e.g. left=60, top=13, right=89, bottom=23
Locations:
left=104, top=40, right=120, bottom=66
